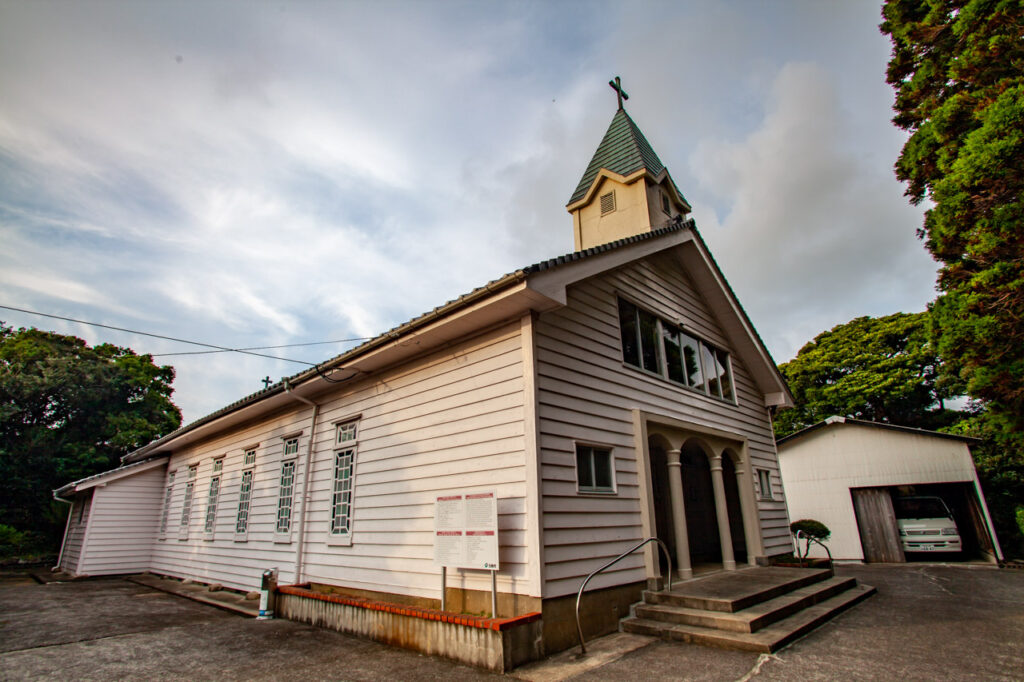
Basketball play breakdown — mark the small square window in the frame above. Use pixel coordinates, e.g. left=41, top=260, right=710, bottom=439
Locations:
left=212, top=458, right=223, bottom=474
left=600, top=190, right=616, bottom=215
left=243, top=448, right=256, bottom=466
left=283, top=437, right=299, bottom=458
left=756, top=469, right=774, bottom=500
left=337, top=421, right=358, bottom=444
left=576, top=444, right=615, bottom=493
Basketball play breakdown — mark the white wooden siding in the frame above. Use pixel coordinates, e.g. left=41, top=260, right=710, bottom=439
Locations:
left=59, top=492, right=92, bottom=574
left=535, top=253, right=789, bottom=597
left=148, top=322, right=533, bottom=598
left=78, top=465, right=165, bottom=575
left=302, top=322, right=530, bottom=598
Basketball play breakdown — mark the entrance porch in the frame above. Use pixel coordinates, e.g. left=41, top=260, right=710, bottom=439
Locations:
left=636, top=412, right=765, bottom=582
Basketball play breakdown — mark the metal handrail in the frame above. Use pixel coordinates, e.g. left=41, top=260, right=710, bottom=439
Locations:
left=575, top=537, right=673, bottom=655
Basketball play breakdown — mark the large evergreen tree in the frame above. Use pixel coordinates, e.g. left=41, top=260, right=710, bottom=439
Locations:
left=881, top=0, right=1024, bottom=432
left=0, top=324, right=182, bottom=549
left=881, top=0, right=1024, bottom=556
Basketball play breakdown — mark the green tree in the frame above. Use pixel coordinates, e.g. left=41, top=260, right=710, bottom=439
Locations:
left=880, top=0, right=1024, bottom=435
left=0, top=324, right=182, bottom=549
left=881, top=0, right=1024, bottom=557
left=773, top=312, right=964, bottom=438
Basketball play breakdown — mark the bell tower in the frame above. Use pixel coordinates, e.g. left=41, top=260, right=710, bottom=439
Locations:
left=567, top=77, right=691, bottom=251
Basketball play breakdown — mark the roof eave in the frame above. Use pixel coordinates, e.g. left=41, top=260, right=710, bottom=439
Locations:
left=124, top=270, right=537, bottom=463
left=776, top=416, right=983, bottom=447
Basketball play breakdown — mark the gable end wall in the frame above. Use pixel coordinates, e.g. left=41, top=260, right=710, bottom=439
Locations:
left=535, top=253, right=790, bottom=598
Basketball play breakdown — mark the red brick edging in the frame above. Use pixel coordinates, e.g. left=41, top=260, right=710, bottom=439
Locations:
left=276, top=584, right=541, bottom=632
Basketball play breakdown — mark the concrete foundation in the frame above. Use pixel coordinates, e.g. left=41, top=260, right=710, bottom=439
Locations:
left=277, top=585, right=543, bottom=672
left=307, top=581, right=541, bottom=619
left=541, top=581, right=646, bottom=654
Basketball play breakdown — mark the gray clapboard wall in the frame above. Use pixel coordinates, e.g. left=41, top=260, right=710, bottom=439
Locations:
left=534, top=253, right=790, bottom=597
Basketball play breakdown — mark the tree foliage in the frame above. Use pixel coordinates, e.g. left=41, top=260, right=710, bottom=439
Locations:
left=773, top=312, right=964, bottom=438
left=881, top=0, right=1024, bottom=557
left=881, top=0, right=1024, bottom=430
left=0, top=324, right=182, bottom=546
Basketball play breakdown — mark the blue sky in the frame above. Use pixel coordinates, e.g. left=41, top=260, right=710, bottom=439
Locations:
left=0, top=0, right=938, bottom=423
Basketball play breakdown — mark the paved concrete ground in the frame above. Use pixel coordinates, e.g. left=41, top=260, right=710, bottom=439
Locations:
left=572, top=564, right=1024, bottom=682
left=2, top=564, right=1022, bottom=681
left=0, top=572, right=496, bottom=681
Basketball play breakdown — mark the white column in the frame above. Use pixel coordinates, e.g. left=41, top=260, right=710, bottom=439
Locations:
left=666, top=449, right=693, bottom=580
left=709, top=453, right=736, bottom=570
left=733, top=466, right=758, bottom=566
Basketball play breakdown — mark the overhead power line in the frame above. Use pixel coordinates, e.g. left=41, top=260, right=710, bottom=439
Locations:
left=152, top=337, right=371, bottom=358
left=0, top=304, right=367, bottom=366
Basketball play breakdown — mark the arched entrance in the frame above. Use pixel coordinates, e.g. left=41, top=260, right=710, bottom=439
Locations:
left=681, top=440, right=721, bottom=567
left=643, top=420, right=762, bottom=580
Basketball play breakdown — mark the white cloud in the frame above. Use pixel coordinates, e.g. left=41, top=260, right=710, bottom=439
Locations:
left=690, top=62, right=937, bottom=363
left=0, top=0, right=941, bottom=421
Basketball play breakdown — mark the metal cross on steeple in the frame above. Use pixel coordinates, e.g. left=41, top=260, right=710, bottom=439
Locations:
left=262, top=375, right=273, bottom=389
left=609, top=76, right=629, bottom=110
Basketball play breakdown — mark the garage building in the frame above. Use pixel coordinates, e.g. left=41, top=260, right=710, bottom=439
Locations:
left=777, top=416, right=1003, bottom=564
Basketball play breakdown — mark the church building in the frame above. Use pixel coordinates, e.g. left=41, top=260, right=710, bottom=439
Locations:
left=55, top=82, right=797, bottom=665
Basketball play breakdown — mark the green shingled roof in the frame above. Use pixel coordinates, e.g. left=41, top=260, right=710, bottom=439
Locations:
left=568, top=108, right=688, bottom=207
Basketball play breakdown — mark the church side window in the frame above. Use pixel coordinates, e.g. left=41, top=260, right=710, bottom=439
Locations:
left=179, top=464, right=198, bottom=539
left=275, top=461, right=296, bottom=535
left=756, top=468, right=774, bottom=501
left=329, top=420, right=360, bottom=542
left=159, top=471, right=175, bottom=537
left=275, top=436, right=300, bottom=537
left=235, top=470, right=253, bottom=537
left=204, top=458, right=223, bottom=537
left=617, top=297, right=735, bottom=403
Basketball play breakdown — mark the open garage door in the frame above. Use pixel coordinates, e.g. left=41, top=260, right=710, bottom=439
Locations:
left=892, top=482, right=999, bottom=562
left=851, top=487, right=905, bottom=563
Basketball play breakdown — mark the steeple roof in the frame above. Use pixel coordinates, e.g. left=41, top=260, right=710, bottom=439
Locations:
left=568, top=107, right=688, bottom=207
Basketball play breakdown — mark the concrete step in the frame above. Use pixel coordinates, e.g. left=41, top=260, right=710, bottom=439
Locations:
left=622, top=583, right=876, bottom=653
left=644, top=567, right=833, bottom=613
left=635, top=575, right=858, bottom=633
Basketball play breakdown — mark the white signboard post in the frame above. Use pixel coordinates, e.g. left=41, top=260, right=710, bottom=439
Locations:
left=434, top=491, right=499, bottom=615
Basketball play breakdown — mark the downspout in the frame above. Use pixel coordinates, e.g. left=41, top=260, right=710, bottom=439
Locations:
left=284, top=379, right=320, bottom=585
left=52, top=491, right=73, bottom=572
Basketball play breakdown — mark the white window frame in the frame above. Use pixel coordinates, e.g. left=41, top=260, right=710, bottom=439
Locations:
left=178, top=464, right=198, bottom=540
left=617, top=296, right=737, bottom=404
left=203, top=458, right=224, bottom=539
left=274, top=435, right=301, bottom=542
left=234, top=469, right=254, bottom=542
left=327, top=420, right=360, bottom=546
left=756, top=468, right=774, bottom=501
left=159, top=470, right=176, bottom=539
left=574, top=442, right=616, bottom=495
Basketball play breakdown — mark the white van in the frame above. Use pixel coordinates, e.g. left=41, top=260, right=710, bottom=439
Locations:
left=894, top=496, right=962, bottom=553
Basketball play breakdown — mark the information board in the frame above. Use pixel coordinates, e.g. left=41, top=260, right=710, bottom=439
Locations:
left=433, top=491, right=499, bottom=570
